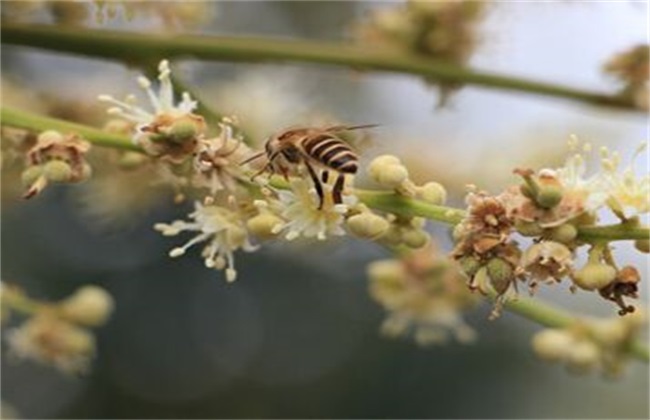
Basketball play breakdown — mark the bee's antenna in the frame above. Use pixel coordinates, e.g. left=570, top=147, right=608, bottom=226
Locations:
left=239, top=152, right=265, bottom=166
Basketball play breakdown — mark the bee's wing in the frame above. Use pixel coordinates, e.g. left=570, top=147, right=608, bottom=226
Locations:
left=325, top=124, right=379, bottom=133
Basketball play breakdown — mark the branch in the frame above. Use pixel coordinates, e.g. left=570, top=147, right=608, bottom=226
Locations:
left=1, top=106, right=648, bottom=363
left=2, top=106, right=648, bottom=243
left=1, top=23, right=642, bottom=113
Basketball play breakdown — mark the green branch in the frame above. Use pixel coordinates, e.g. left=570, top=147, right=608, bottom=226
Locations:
left=1, top=106, right=648, bottom=363
left=1, top=23, right=641, bottom=112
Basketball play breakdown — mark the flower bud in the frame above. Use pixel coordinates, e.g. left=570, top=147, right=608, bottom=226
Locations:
left=21, top=165, right=44, bottom=187
left=634, top=239, right=649, bottom=253
left=118, top=152, right=148, bottom=169
left=531, top=329, right=574, bottom=362
left=402, top=229, right=429, bottom=249
left=346, top=213, right=389, bottom=240
left=247, top=213, right=284, bottom=239
left=514, top=220, right=543, bottom=237
left=367, top=260, right=405, bottom=286
left=418, top=182, right=447, bottom=205
left=37, top=130, right=64, bottom=144
left=375, top=164, right=409, bottom=188
left=535, top=184, right=564, bottom=209
left=486, top=258, right=514, bottom=294
left=572, top=262, right=617, bottom=291
left=43, top=160, right=73, bottom=182
left=566, top=340, right=601, bottom=373
left=59, top=286, right=115, bottom=327
left=548, top=223, right=578, bottom=244
left=80, top=163, right=92, bottom=181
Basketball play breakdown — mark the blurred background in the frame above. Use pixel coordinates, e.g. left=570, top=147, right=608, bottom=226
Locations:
left=1, top=1, right=648, bottom=418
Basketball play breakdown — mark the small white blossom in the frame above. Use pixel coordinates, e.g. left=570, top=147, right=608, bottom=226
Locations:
left=154, top=201, right=257, bottom=282
left=266, top=178, right=356, bottom=241
left=599, top=143, right=649, bottom=217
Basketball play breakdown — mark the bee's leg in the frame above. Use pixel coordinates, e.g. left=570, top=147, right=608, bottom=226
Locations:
left=250, top=163, right=271, bottom=182
left=321, top=170, right=330, bottom=184
left=332, top=173, right=345, bottom=204
left=305, top=161, right=325, bottom=210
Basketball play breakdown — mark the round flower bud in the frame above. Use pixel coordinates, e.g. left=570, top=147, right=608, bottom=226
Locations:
left=634, top=239, right=649, bottom=253
left=59, top=286, right=115, bottom=327
left=43, top=160, right=73, bottom=183
left=247, top=213, right=284, bottom=240
left=401, top=229, right=429, bottom=249
left=531, top=329, right=574, bottom=362
left=548, top=223, right=578, bottom=244
left=367, top=259, right=404, bottom=286
left=37, top=130, right=64, bottom=144
left=368, top=155, right=401, bottom=176
left=21, top=165, right=44, bottom=187
left=514, top=220, right=544, bottom=237
left=486, top=258, right=514, bottom=294
left=346, top=213, right=390, bottom=240
left=418, top=182, right=447, bottom=205
left=119, top=152, right=148, bottom=169
left=566, top=340, right=601, bottom=373
left=79, top=163, right=92, bottom=181
left=589, top=319, right=627, bottom=347
left=374, top=164, right=409, bottom=189
left=62, top=325, right=96, bottom=356
left=572, top=262, right=617, bottom=291
left=535, top=184, right=564, bottom=209
left=169, top=120, right=199, bottom=143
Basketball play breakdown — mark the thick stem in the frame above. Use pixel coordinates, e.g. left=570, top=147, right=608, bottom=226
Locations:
left=1, top=23, right=642, bottom=113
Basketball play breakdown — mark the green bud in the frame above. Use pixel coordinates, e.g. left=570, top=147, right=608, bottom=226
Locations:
left=634, top=239, right=649, bottom=254
left=519, top=183, right=536, bottom=199
left=21, top=165, right=44, bottom=187
left=402, top=229, right=429, bottom=249
left=43, top=160, right=72, bottom=182
left=515, top=219, right=544, bottom=237
left=118, top=151, right=148, bottom=169
left=458, top=256, right=482, bottom=278
left=572, top=262, right=617, bottom=291
left=547, top=223, right=578, bottom=244
left=486, top=258, right=514, bottom=294
left=346, top=213, right=390, bottom=240
left=418, top=182, right=447, bottom=205
left=169, top=120, right=198, bottom=143
left=535, top=184, right=564, bottom=209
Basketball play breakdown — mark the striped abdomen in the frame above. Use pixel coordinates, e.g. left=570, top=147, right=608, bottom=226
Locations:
left=301, top=134, right=358, bottom=174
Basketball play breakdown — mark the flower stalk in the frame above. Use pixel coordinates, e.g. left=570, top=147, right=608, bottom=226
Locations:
left=1, top=23, right=643, bottom=112
left=1, top=107, right=648, bottom=364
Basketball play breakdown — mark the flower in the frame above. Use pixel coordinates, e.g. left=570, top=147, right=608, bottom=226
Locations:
left=599, top=143, right=649, bottom=218
left=520, top=241, right=574, bottom=292
left=265, top=178, right=356, bottom=241
left=368, top=245, right=478, bottom=345
left=22, top=130, right=92, bottom=199
left=191, top=118, right=251, bottom=196
left=58, top=286, right=115, bottom=327
left=154, top=201, right=258, bottom=282
left=99, top=59, right=205, bottom=162
left=6, top=313, right=95, bottom=374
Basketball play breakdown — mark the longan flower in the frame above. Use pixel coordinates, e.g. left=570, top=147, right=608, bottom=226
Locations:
left=368, top=245, right=478, bottom=345
left=192, top=119, right=251, bottom=196
left=6, top=313, right=95, bottom=374
left=264, top=178, right=357, bottom=241
left=99, top=59, right=205, bottom=162
left=22, top=130, right=92, bottom=199
left=599, top=143, right=649, bottom=218
left=520, top=241, right=574, bottom=292
left=154, top=201, right=258, bottom=282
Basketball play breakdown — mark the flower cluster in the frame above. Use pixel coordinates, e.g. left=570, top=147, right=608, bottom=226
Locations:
left=20, top=130, right=92, bottom=199
left=1, top=283, right=114, bottom=374
left=532, top=311, right=646, bottom=377
left=603, top=44, right=649, bottom=111
left=368, top=244, right=479, bottom=345
left=453, top=138, right=649, bottom=317
left=355, top=0, right=487, bottom=105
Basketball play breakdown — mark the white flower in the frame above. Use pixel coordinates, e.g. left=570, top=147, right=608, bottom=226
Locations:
left=192, top=119, right=250, bottom=195
left=599, top=143, right=649, bottom=217
left=154, top=201, right=257, bottom=282
left=98, top=59, right=203, bottom=151
left=6, top=314, right=95, bottom=374
left=267, top=178, right=356, bottom=241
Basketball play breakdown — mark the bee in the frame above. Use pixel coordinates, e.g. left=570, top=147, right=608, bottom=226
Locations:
left=242, top=124, right=376, bottom=209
